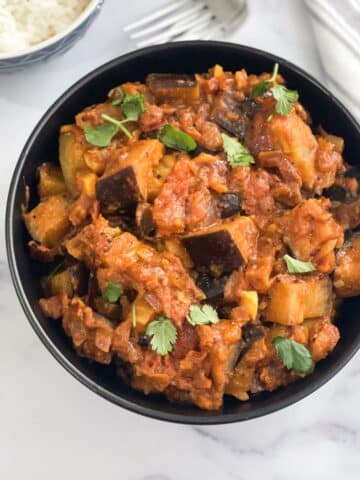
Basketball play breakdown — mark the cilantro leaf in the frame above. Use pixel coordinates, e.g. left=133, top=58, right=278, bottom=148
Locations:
left=271, top=84, right=299, bottom=115
left=101, top=113, right=132, bottom=139
left=272, top=336, right=314, bottom=374
left=283, top=254, right=316, bottom=274
left=84, top=93, right=146, bottom=147
left=102, top=282, right=122, bottom=303
left=158, top=123, right=197, bottom=152
left=187, top=304, right=219, bottom=326
left=84, top=123, right=119, bottom=147
left=221, top=133, right=255, bottom=168
left=250, top=63, right=279, bottom=98
left=145, top=316, right=177, bottom=356
left=250, top=81, right=270, bottom=98
left=249, top=63, right=299, bottom=116
left=121, top=93, right=145, bottom=121
left=111, top=87, right=124, bottom=106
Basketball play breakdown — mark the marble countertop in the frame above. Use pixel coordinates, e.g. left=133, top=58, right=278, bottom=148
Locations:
left=1, top=1, right=359, bottom=478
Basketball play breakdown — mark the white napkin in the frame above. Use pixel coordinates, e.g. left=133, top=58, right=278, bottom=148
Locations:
left=305, top=0, right=360, bottom=122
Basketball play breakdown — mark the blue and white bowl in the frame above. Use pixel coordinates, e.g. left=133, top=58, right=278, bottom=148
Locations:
left=0, top=0, right=103, bottom=73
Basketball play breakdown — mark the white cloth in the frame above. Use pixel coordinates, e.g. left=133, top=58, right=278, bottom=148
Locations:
left=305, top=0, right=360, bottom=121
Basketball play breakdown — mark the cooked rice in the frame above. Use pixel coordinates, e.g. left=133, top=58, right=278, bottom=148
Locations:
left=0, top=0, right=91, bottom=54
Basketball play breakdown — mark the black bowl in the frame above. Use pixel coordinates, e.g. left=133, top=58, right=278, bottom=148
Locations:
left=6, top=41, right=360, bottom=424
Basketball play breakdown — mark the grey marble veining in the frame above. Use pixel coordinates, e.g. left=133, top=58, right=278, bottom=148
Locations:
left=0, top=1, right=359, bottom=479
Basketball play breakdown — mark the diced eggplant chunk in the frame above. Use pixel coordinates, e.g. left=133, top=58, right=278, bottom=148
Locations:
left=236, top=322, right=265, bottom=362
left=206, top=297, right=237, bottom=319
left=37, top=163, right=67, bottom=199
left=243, top=322, right=265, bottom=345
left=59, top=129, right=88, bottom=195
left=24, top=194, right=71, bottom=247
left=182, top=217, right=257, bottom=275
left=146, top=73, right=199, bottom=101
left=43, top=262, right=89, bottom=297
left=322, top=185, right=347, bottom=202
left=196, top=273, right=227, bottom=299
left=183, top=230, right=242, bottom=274
left=334, top=233, right=360, bottom=297
left=266, top=274, right=333, bottom=325
left=332, top=197, right=360, bottom=230
left=164, top=239, right=193, bottom=269
left=218, top=192, right=242, bottom=218
left=136, top=203, right=156, bottom=237
left=93, top=297, right=122, bottom=325
left=97, top=139, right=165, bottom=216
left=96, top=166, right=142, bottom=214
left=211, top=95, right=257, bottom=141
left=129, top=296, right=156, bottom=333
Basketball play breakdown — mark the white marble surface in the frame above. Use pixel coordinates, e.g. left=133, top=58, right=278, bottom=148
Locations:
left=1, top=1, right=359, bottom=478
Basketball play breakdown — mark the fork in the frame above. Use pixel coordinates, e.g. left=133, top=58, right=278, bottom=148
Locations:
left=124, top=0, right=248, bottom=48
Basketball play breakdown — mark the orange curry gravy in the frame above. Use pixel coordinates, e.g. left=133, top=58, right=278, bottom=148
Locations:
left=24, top=65, right=360, bottom=410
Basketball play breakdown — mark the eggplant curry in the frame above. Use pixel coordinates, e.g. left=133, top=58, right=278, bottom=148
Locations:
left=24, top=64, right=360, bottom=410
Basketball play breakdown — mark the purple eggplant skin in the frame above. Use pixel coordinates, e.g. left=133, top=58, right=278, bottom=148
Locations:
left=196, top=272, right=228, bottom=299
left=67, top=262, right=89, bottom=297
left=146, top=73, right=199, bottom=101
left=219, top=192, right=242, bottom=218
left=322, top=185, right=347, bottom=202
left=211, top=95, right=258, bottom=141
left=182, top=230, right=243, bottom=274
left=96, top=166, right=142, bottom=215
left=237, top=323, right=265, bottom=362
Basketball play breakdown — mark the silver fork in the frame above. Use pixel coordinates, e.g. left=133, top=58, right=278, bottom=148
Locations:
left=124, top=0, right=248, bottom=48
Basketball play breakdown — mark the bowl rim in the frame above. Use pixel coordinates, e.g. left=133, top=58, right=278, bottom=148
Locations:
left=0, top=0, right=101, bottom=61
left=6, top=40, right=360, bottom=424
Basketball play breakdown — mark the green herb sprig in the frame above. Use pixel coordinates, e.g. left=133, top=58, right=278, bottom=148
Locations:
left=221, top=133, right=255, bottom=168
left=272, top=336, right=314, bottom=374
left=283, top=254, right=316, bottom=274
left=250, top=63, right=299, bottom=116
left=84, top=93, right=145, bottom=147
left=158, top=123, right=197, bottom=153
left=102, top=282, right=123, bottom=303
left=145, top=316, right=177, bottom=356
left=187, top=304, right=219, bottom=326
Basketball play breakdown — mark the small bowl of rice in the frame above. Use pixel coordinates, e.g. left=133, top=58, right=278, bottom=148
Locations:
left=0, top=0, right=103, bottom=72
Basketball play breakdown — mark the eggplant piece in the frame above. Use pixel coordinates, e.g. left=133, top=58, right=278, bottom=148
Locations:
left=218, top=192, right=242, bottom=218
left=97, top=139, right=165, bottom=216
left=43, top=262, right=89, bottom=297
left=129, top=296, right=156, bottom=333
left=332, top=197, right=360, bottom=229
left=59, top=129, right=88, bottom=195
left=93, top=297, right=122, bottom=326
left=96, top=166, right=142, bottom=215
left=334, top=232, right=360, bottom=297
left=236, top=323, right=265, bottom=362
left=196, top=273, right=227, bottom=299
left=211, top=95, right=257, bottom=141
left=323, top=185, right=347, bottom=202
left=242, top=322, right=265, bottom=345
left=266, top=274, right=333, bottom=325
left=136, top=203, right=156, bottom=237
left=182, top=217, right=257, bottom=275
left=146, top=73, right=199, bottom=101
left=205, top=297, right=237, bottom=319
left=24, top=194, right=71, bottom=248
left=37, top=163, right=67, bottom=200
left=183, top=230, right=242, bottom=274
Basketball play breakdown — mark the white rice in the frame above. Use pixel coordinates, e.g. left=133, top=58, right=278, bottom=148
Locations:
left=0, top=0, right=91, bottom=54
